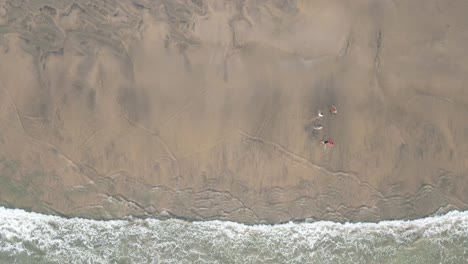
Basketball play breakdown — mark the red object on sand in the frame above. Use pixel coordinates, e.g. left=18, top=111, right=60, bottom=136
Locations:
left=328, top=141, right=334, bottom=146
left=331, top=106, right=337, bottom=114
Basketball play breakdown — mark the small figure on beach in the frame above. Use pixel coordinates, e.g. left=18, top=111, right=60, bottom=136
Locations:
left=321, top=140, right=334, bottom=146
left=313, top=124, right=323, bottom=130
left=330, top=105, right=337, bottom=115
left=318, top=110, right=324, bottom=117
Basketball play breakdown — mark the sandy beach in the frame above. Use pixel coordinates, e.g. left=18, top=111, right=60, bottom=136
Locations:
left=0, top=0, right=467, bottom=224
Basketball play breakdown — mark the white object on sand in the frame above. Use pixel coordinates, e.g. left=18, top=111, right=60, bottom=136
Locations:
left=318, top=111, right=324, bottom=117
left=313, top=125, right=322, bottom=130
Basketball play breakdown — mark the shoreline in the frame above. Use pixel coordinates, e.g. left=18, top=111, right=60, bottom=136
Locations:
left=1, top=205, right=466, bottom=224
left=1, top=204, right=463, bottom=226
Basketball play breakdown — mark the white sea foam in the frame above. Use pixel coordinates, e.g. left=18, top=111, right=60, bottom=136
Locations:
left=0, top=207, right=467, bottom=264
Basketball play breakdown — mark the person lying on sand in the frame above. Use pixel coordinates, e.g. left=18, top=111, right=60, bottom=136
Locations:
left=313, top=124, right=323, bottom=130
left=321, top=140, right=334, bottom=146
left=330, top=105, right=337, bottom=114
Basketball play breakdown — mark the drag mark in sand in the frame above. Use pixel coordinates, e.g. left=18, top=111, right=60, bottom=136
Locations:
left=0, top=79, right=27, bottom=134
left=176, top=131, right=240, bottom=161
left=374, top=29, right=382, bottom=70
left=407, top=93, right=455, bottom=105
left=79, top=128, right=104, bottom=150
left=255, top=108, right=275, bottom=137
left=160, top=88, right=207, bottom=130
left=98, top=76, right=179, bottom=164
left=0, top=79, right=85, bottom=173
left=237, top=130, right=384, bottom=198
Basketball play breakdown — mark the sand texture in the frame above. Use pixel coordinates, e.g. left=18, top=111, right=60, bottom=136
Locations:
left=0, top=0, right=467, bottom=224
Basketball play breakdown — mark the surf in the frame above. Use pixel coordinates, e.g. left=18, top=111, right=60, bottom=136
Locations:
left=0, top=207, right=467, bottom=263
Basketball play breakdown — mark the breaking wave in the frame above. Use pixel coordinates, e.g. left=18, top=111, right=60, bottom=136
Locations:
left=0, top=207, right=467, bottom=264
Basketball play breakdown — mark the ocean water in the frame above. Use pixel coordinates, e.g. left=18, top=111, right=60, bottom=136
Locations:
left=0, top=207, right=466, bottom=264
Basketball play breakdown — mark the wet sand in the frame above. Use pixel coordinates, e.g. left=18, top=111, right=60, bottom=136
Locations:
left=0, top=0, right=467, bottom=224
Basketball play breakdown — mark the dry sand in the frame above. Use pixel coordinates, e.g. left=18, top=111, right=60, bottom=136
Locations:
left=0, top=0, right=467, bottom=224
